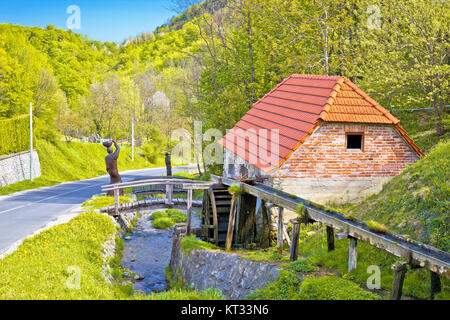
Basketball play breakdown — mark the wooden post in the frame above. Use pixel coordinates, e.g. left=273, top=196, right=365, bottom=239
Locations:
left=348, top=236, right=357, bottom=272
left=390, top=263, right=407, bottom=300
left=290, top=220, right=300, bottom=261
left=114, top=188, right=120, bottom=216
left=277, top=207, right=284, bottom=254
left=166, top=184, right=173, bottom=206
left=430, top=271, right=441, bottom=299
left=209, top=189, right=219, bottom=246
left=326, top=226, right=335, bottom=252
left=186, top=189, right=193, bottom=236
left=225, top=195, right=238, bottom=251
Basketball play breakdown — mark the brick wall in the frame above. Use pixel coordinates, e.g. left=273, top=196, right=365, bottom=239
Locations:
left=275, top=123, right=419, bottom=179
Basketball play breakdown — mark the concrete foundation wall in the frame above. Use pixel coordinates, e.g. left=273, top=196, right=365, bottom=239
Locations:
left=0, top=150, right=41, bottom=187
left=275, top=176, right=391, bottom=205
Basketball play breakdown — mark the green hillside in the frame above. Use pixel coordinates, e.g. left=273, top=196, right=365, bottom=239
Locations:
left=347, top=141, right=449, bottom=251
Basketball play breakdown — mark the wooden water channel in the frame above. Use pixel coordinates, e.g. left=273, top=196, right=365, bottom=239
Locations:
left=102, top=175, right=450, bottom=300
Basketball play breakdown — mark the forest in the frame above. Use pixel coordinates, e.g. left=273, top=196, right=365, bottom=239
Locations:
left=0, top=0, right=448, bottom=167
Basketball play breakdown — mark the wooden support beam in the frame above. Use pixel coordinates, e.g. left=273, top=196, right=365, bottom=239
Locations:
left=166, top=184, right=173, bottom=206
left=209, top=189, right=219, bottom=247
left=225, top=196, right=238, bottom=251
left=430, top=271, right=442, bottom=299
left=391, top=263, right=408, bottom=300
left=326, top=226, right=335, bottom=252
left=277, top=207, right=284, bottom=254
left=186, top=189, right=193, bottom=236
left=336, top=232, right=349, bottom=240
left=348, top=236, right=357, bottom=272
left=114, top=188, right=120, bottom=216
left=290, top=220, right=300, bottom=261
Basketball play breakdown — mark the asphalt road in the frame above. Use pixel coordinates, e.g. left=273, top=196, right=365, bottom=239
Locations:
left=0, top=166, right=191, bottom=256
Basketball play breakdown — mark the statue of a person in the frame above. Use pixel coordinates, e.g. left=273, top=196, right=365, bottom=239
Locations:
left=165, top=152, right=172, bottom=176
left=103, top=140, right=123, bottom=195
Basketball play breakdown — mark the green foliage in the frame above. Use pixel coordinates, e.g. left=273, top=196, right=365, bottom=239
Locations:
left=227, top=184, right=242, bottom=194
left=82, top=195, right=133, bottom=210
left=299, top=276, right=381, bottom=300
left=237, top=248, right=290, bottom=263
left=180, top=235, right=217, bottom=254
left=0, top=115, right=30, bottom=156
left=151, top=211, right=169, bottom=220
left=151, top=217, right=176, bottom=230
left=286, top=259, right=316, bottom=273
left=142, top=287, right=226, bottom=300
left=247, top=270, right=302, bottom=300
left=345, top=213, right=358, bottom=222
left=165, top=209, right=187, bottom=223
left=366, top=220, right=390, bottom=234
left=0, top=211, right=124, bottom=299
left=348, top=141, right=450, bottom=251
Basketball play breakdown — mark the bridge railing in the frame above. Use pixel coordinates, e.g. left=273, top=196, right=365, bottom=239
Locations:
left=102, top=176, right=213, bottom=235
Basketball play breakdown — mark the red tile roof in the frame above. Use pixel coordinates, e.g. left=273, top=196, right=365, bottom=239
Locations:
left=222, top=74, right=423, bottom=173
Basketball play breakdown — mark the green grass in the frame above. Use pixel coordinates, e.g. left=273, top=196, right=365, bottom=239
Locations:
left=151, top=217, right=176, bottom=229
left=0, top=139, right=164, bottom=195
left=347, top=141, right=450, bottom=251
left=0, top=211, right=123, bottom=299
left=246, top=270, right=380, bottom=300
left=0, top=211, right=226, bottom=300
left=235, top=248, right=291, bottom=263
left=165, top=209, right=187, bottom=223
left=366, top=220, right=390, bottom=234
left=151, top=211, right=169, bottom=220
left=296, top=224, right=450, bottom=299
left=82, top=195, right=134, bottom=210
left=150, top=209, right=187, bottom=229
left=286, top=259, right=316, bottom=273
left=180, top=235, right=218, bottom=254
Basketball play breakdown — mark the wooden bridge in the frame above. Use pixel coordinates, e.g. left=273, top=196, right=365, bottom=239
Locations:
left=101, top=175, right=450, bottom=300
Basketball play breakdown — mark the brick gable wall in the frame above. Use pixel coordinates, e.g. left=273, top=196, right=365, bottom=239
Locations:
left=275, top=123, right=419, bottom=179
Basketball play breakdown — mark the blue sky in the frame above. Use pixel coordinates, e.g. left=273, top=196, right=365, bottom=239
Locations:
left=0, top=0, right=188, bottom=43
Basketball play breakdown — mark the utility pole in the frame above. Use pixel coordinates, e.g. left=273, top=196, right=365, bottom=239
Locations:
left=29, top=102, right=33, bottom=181
left=131, top=116, right=135, bottom=161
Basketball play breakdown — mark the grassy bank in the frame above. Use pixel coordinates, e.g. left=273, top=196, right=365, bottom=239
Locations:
left=345, top=141, right=449, bottom=251
left=0, top=211, right=223, bottom=300
left=0, top=140, right=164, bottom=195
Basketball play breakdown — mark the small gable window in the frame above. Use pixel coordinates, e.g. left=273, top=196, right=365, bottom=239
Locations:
left=346, top=133, right=364, bottom=151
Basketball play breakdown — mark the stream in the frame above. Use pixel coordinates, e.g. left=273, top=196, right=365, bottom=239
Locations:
left=121, top=208, right=201, bottom=294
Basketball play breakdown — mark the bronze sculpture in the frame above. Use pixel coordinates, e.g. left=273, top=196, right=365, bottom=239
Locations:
left=103, top=140, right=123, bottom=195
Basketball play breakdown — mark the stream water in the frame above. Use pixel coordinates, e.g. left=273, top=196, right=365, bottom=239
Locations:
left=121, top=208, right=201, bottom=294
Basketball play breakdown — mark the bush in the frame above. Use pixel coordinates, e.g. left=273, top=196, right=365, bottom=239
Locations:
left=151, top=211, right=168, bottom=220
left=166, top=209, right=187, bottom=223
left=247, top=270, right=302, bottom=300
left=299, top=276, right=381, bottom=300
left=151, top=217, right=176, bottom=229
left=0, top=115, right=30, bottom=156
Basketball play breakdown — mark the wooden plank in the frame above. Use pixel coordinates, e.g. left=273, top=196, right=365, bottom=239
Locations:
left=210, top=176, right=450, bottom=277
left=391, top=263, right=407, bottom=300
left=186, top=189, right=193, bottom=236
left=209, top=188, right=219, bottom=246
left=290, top=221, right=301, bottom=261
left=225, top=196, right=238, bottom=251
left=166, top=184, right=173, bottom=206
left=348, top=236, right=357, bottom=272
left=277, top=207, right=284, bottom=254
left=327, top=226, right=335, bottom=252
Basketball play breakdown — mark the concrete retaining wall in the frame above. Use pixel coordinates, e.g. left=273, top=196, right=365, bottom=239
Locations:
left=170, top=229, right=280, bottom=300
left=0, top=150, right=41, bottom=187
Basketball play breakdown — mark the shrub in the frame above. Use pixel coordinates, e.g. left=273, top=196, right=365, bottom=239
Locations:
left=228, top=184, right=242, bottom=194
left=366, top=220, right=390, bottom=234
left=82, top=195, right=133, bottom=210
left=151, top=211, right=168, bottom=220
left=166, top=209, right=187, bottom=223
left=0, top=115, right=30, bottom=156
left=151, top=217, right=176, bottom=229
left=180, top=235, right=217, bottom=254
left=299, top=276, right=381, bottom=300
